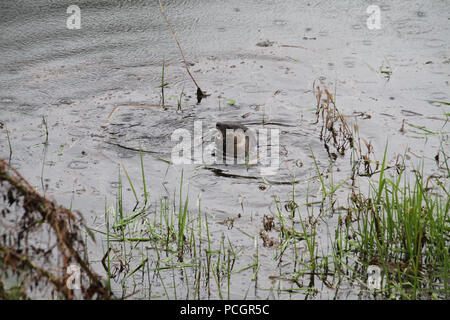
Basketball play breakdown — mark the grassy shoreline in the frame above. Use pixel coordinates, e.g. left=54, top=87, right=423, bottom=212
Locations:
left=90, top=145, right=448, bottom=300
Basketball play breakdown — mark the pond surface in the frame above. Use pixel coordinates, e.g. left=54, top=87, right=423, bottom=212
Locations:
left=0, top=0, right=448, bottom=299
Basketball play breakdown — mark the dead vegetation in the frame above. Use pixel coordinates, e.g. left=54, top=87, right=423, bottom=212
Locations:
left=312, top=83, right=386, bottom=179
left=313, top=84, right=353, bottom=160
left=0, top=158, right=110, bottom=299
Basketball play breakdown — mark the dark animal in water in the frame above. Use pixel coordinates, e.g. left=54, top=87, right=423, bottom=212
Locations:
left=215, top=122, right=251, bottom=161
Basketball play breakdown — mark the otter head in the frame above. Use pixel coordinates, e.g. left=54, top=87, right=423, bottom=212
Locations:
left=215, top=122, right=251, bottom=162
left=216, top=122, right=248, bottom=137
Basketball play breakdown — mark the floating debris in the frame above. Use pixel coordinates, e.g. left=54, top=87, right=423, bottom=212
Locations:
left=256, top=40, right=275, bottom=47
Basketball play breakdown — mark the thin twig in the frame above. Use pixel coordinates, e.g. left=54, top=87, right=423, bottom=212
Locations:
left=157, top=0, right=207, bottom=103
left=5, top=125, right=12, bottom=164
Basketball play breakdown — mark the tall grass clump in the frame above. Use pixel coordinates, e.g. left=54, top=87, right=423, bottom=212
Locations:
left=91, top=151, right=244, bottom=299
left=338, top=147, right=449, bottom=299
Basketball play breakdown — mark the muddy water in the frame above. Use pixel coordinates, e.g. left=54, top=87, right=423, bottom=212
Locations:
left=0, top=0, right=449, bottom=299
